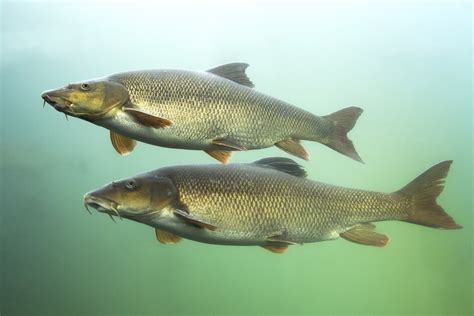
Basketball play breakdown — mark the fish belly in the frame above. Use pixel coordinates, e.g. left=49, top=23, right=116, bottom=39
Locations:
left=98, top=110, right=282, bottom=151
left=151, top=214, right=267, bottom=246
left=149, top=206, right=344, bottom=246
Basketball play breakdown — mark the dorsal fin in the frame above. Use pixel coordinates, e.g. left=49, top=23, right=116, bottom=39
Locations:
left=206, top=63, right=254, bottom=87
left=252, top=157, right=307, bottom=178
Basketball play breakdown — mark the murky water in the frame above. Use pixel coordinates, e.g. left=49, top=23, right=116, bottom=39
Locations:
left=1, top=1, right=472, bottom=315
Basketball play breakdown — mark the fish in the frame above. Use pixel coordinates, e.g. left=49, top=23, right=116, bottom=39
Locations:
left=41, top=63, right=364, bottom=164
left=83, top=157, right=461, bottom=254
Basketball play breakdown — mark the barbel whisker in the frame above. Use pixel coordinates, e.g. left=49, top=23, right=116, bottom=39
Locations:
left=111, top=206, right=122, bottom=220
left=108, top=214, right=117, bottom=223
left=84, top=203, right=92, bottom=215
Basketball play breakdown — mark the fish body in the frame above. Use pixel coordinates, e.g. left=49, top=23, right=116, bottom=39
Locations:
left=104, top=69, right=333, bottom=150
left=152, top=163, right=397, bottom=245
left=42, top=63, right=363, bottom=163
left=84, top=158, right=461, bottom=253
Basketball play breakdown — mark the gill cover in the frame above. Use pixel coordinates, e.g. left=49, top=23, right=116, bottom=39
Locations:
left=114, top=174, right=178, bottom=215
left=149, top=175, right=180, bottom=211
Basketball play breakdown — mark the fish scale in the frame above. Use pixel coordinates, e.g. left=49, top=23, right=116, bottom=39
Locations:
left=110, top=69, right=331, bottom=148
left=158, top=163, right=408, bottom=243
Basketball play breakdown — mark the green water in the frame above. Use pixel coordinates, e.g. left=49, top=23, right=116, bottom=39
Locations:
left=1, top=1, right=472, bottom=315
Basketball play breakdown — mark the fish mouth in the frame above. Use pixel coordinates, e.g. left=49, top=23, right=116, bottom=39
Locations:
left=41, top=92, right=73, bottom=112
left=83, top=194, right=122, bottom=220
left=41, top=92, right=93, bottom=119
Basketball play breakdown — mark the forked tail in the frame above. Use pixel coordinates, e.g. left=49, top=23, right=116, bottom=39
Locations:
left=322, top=106, right=364, bottom=163
left=396, top=160, right=462, bottom=229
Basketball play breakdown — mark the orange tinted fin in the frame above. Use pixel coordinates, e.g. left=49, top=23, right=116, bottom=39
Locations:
left=173, top=209, right=217, bottom=231
left=340, top=223, right=389, bottom=247
left=396, top=160, right=462, bottom=229
left=275, top=138, right=309, bottom=160
left=123, top=107, right=172, bottom=128
left=261, top=245, right=289, bottom=254
left=212, top=137, right=246, bottom=151
left=322, top=106, right=363, bottom=163
left=110, top=131, right=136, bottom=155
left=204, top=149, right=232, bottom=164
left=155, top=229, right=182, bottom=244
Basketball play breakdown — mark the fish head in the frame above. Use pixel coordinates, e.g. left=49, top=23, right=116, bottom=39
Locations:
left=83, top=173, right=178, bottom=221
left=41, top=79, right=128, bottom=120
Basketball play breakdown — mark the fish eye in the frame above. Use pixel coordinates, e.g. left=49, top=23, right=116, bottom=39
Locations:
left=80, top=83, right=91, bottom=91
left=125, top=180, right=137, bottom=190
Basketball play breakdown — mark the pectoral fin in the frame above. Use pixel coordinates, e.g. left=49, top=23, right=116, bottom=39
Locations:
left=173, top=209, right=217, bottom=231
left=110, top=131, right=136, bottom=155
left=275, top=138, right=309, bottom=161
left=155, top=229, right=182, bottom=244
left=123, top=107, right=172, bottom=128
left=340, top=223, right=389, bottom=247
left=204, top=149, right=233, bottom=164
left=261, top=245, right=289, bottom=254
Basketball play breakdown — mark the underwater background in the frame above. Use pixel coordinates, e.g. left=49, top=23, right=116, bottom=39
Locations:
left=1, top=1, right=472, bottom=315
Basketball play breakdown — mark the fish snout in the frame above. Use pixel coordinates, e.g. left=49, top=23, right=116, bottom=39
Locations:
left=83, top=193, right=121, bottom=218
left=41, top=92, right=55, bottom=105
left=41, top=89, right=72, bottom=111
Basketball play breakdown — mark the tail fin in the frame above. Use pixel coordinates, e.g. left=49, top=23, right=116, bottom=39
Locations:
left=322, top=106, right=364, bottom=163
left=396, top=160, right=462, bottom=229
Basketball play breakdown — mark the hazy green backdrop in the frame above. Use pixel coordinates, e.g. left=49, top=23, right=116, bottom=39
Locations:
left=1, top=1, right=472, bottom=315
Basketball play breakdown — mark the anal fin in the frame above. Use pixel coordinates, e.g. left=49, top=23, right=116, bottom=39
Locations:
left=205, top=149, right=232, bottom=164
left=123, top=107, right=172, bottom=128
left=174, top=209, right=217, bottom=231
left=155, top=229, right=182, bottom=244
left=275, top=138, right=309, bottom=160
left=261, top=245, right=289, bottom=254
left=110, top=131, right=136, bottom=155
left=340, top=223, right=389, bottom=247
